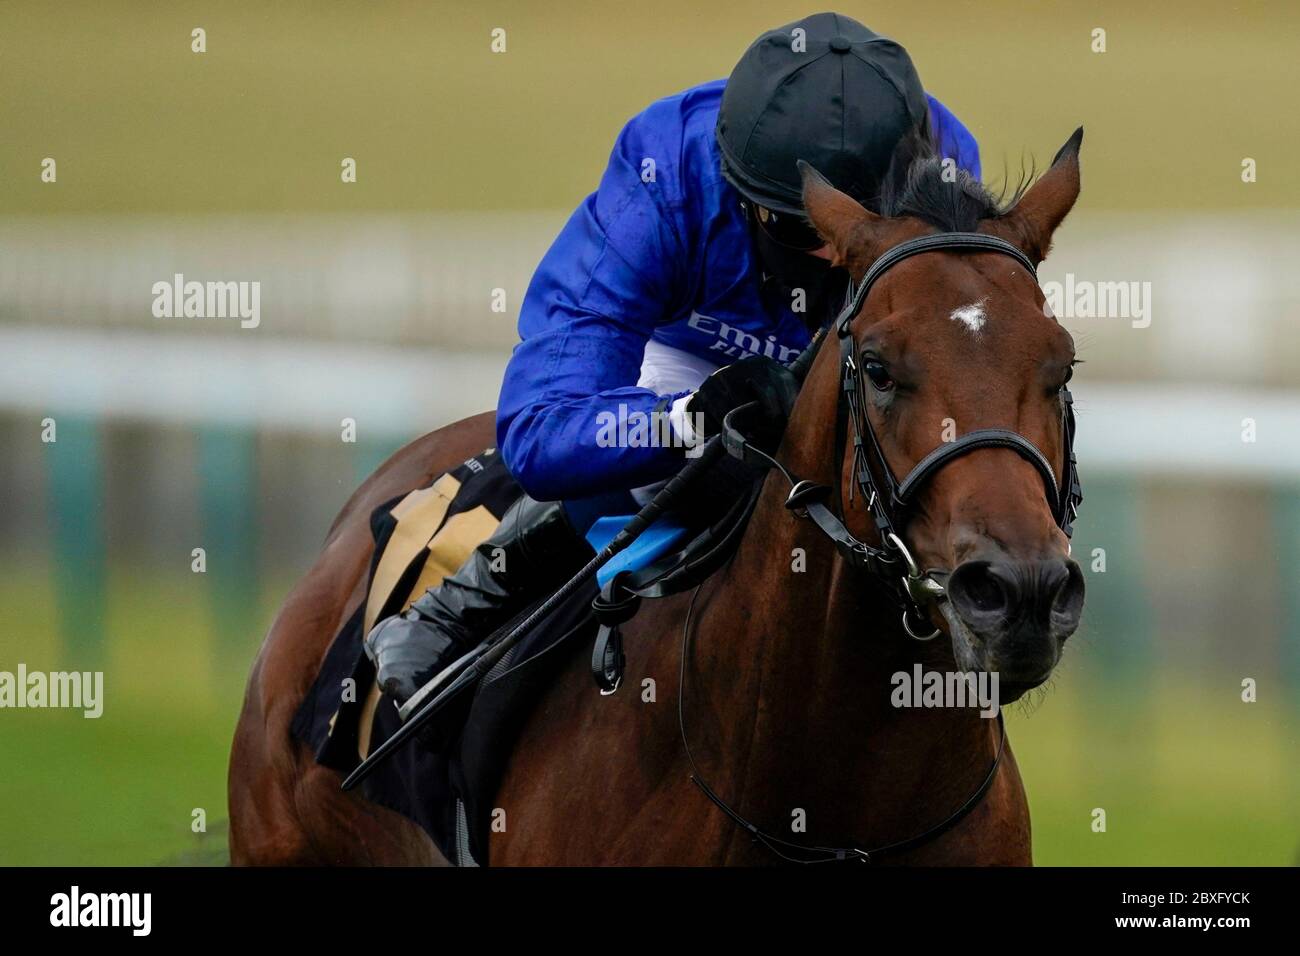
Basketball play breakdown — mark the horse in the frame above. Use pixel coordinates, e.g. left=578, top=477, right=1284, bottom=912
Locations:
left=229, top=129, right=1086, bottom=865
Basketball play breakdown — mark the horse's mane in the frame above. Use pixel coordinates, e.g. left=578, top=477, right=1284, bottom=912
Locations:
left=871, top=122, right=1033, bottom=231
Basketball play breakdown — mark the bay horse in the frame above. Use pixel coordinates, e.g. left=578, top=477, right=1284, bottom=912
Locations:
left=229, top=129, right=1086, bottom=865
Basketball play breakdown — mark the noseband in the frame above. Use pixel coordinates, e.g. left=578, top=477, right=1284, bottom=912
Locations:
left=730, top=231, right=1084, bottom=639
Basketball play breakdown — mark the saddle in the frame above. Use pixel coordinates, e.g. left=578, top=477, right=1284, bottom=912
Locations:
left=290, top=447, right=759, bottom=865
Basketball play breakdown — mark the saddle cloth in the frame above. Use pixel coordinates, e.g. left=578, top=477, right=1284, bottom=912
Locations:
left=291, top=446, right=753, bottom=864
left=292, top=449, right=592, bottom=865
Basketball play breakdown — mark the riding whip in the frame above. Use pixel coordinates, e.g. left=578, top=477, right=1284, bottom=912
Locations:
left=341, top=433, right=727, bottom=791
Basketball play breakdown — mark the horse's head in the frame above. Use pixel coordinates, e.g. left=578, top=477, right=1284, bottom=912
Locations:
left=799, top=129, right=1086, bottom=700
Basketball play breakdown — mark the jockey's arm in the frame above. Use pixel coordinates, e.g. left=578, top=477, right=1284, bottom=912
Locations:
left=496, top=124, right=693, bottom=503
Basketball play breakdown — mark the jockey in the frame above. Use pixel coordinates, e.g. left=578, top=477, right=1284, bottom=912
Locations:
left=365, top=11, right=981, bottom=702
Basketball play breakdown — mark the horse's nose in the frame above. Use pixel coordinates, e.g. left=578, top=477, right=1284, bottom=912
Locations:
left=947, top=557, right=1085, bottom=640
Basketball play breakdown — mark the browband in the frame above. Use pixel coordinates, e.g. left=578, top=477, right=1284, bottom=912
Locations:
left=837, top=232, right=1039, bottom=335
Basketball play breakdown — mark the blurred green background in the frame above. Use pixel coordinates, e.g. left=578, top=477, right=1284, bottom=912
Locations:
left=1, top=1, right=1297, bottom=865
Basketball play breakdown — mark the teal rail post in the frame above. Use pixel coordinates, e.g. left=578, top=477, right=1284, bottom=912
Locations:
left=197, top=425, right=260, bottom=685
left=46, top=414, right=106, bottom=670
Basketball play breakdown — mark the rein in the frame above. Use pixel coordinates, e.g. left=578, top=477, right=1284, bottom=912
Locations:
left=677, top=579, right=1007, bottom=864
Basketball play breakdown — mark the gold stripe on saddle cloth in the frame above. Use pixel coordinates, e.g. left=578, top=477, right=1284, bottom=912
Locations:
left=355, top=474, right=501, bottom=760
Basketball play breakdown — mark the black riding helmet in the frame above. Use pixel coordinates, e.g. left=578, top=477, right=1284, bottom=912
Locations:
left=717, top=13, right=930, bottom=324
left=717, top=12, right=929, bottom=217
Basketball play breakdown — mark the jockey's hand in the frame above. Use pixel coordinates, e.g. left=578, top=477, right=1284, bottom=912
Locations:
left=686, top=355, right=799, bottom=450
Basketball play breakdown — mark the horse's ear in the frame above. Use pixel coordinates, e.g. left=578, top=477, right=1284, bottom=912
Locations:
left=799, top=160, right=884, bottom=271
left=1000, top=127, right=1083, bottom=264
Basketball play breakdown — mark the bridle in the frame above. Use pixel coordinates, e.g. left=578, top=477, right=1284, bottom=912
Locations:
left=729, top=231, right=1084, bottom=640
left=689, top=230, right=1084, bottom=863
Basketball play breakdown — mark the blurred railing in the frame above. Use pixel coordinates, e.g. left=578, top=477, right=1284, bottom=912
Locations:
left=2, top=210, right=1299, bottom=385
left=0, top=212, right=565, bottom=349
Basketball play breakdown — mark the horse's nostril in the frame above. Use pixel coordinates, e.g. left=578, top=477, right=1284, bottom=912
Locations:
left=966, top=572, right=1005, bottom=613
left=948, top=561, right=1011, bottom=620
left=949, top=558, right=1083, bottom=636
left=1050, top=560, right=1086, bottom=631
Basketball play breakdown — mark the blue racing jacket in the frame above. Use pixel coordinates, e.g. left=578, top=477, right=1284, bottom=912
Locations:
left=496, top=79, right=979, bottom=501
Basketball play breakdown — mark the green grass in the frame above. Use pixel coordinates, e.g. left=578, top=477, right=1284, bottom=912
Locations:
left=0, top=560, right=288, bottom=865
left=1009, top=678, right=1300, bottom=865
left=0, top=707, right=234, bottom=866
left=1, top=558, right=1296, bottom=865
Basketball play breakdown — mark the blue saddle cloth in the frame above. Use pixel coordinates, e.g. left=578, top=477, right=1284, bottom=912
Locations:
left=586, top=516, right=693, bottom=588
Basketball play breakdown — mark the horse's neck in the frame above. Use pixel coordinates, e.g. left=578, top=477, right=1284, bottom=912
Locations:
left=690, top=461, right=995, bottom=849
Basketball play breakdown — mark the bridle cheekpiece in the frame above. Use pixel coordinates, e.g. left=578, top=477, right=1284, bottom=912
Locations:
left=733, top=231, right=1084, bottom=640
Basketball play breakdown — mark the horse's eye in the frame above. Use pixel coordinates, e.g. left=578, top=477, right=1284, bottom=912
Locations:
left=863, top=360, right=894, bottom=391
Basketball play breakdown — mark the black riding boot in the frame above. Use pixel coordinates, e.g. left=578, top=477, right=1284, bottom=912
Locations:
left=364, top=495, right=594, bottom=703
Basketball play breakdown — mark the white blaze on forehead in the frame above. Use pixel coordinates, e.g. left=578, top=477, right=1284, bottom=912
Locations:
left=949, top=299, right=988, bottom=334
